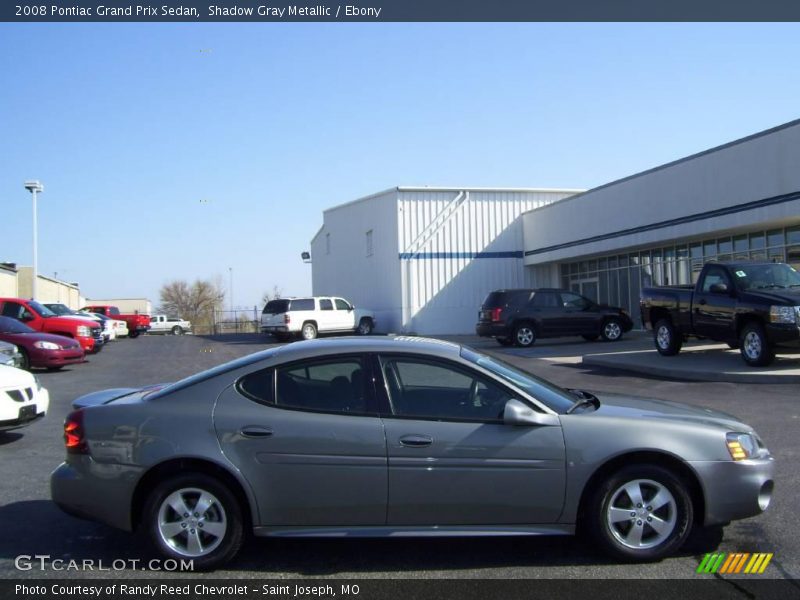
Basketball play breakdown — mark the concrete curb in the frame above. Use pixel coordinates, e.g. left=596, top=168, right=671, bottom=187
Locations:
left=582, top=352, right=800, bottom=384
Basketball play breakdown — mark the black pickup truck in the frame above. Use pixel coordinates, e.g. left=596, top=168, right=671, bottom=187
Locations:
left=640, top=261, right=800, bottom=366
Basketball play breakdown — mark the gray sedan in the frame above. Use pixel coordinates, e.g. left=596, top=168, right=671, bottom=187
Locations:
left=51, top=337, right=774, bottom=570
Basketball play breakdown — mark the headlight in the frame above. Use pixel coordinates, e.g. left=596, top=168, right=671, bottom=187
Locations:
left=34, top=341, right=61, bottom=350
left=0, top=344, right=17, bottom=357
left=726, top=432, right=760, bottom=460
left=77, top=326, right=91, bottom=337
left=769, top=305, right=797, bottom=324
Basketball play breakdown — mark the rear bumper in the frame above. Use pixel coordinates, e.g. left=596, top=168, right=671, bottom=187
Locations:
left=476, top=323, right=509, bottom=338
left=50, top=459, right=141, bottom=532
left=689, top=456, right=775, bottom=526
left=262, top=325, right=291, bottom=334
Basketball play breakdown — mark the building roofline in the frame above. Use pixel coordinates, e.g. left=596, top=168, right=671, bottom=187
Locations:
left=523, top=117, right=800, bottom=217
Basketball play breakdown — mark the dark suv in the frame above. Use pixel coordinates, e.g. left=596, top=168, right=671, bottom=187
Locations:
left=476, top=288, right=633, bottom=347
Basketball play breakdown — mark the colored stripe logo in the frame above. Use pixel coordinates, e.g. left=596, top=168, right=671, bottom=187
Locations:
left=697, top=553, right=773, bottom=574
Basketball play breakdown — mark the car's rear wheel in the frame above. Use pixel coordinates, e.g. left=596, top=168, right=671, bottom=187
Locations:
left=496, top=337, right=513, bottom=346
left=172, top=326, right=184, bottom=335
left=654, top=319, right=682, bottom=356
left=143, top=473, right=243, bottom=571
left=601, top=318, right=624, bottom=342
left=589, top=465, right=693, bottom=561
left=301, top=322, right=318, bottom=340
left=513, top=323, right=536, bottom=348
left=740, top=322, right=775, bottom=367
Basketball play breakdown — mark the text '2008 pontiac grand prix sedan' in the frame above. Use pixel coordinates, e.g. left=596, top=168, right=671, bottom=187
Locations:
left=51, top=337, right=774, bottom=570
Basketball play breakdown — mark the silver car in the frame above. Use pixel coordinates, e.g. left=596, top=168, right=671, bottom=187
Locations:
left=51, top=337, right=774, bottom=570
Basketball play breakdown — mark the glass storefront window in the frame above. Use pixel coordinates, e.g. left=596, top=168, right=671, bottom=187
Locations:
left=734, top=235, right=748, bottom=252
left=787, top=226, right=800, bottom=245
left=767, top=229, right=784, bottom=248
left=750, top=232, right=765, bottom=250
left=703, top=241, right=717, bottom=259
left=690, top=243, right=703, bottom=259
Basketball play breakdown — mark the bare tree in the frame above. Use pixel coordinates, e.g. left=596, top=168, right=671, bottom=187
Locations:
left=159, top=278, right=225, bottom=334
left=261, top=285, right=282, bottom=306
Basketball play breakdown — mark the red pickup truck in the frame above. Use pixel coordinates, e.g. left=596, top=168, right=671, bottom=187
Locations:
left=0, top=298, right=103, bottom=353
left=81, top=305, right=151, bottom=338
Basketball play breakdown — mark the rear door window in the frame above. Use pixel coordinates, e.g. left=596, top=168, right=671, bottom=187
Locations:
left=320, top=299, right=333, bottom=311
left=289, top=299, right=315, bottom=311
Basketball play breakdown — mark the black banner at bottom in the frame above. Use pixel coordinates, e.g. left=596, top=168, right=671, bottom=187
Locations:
left=3, top=579, right=800, bottom=600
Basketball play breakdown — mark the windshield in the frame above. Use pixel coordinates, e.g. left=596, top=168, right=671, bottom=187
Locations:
left=28, top=301, right=56, bottom=317
left=45, top=303, right=73, bottom=315
left=460, top=346, right=575, bottom=413
left=732, top=263, right=800, bottom=290
left=0, top=316, right=35, bottom=334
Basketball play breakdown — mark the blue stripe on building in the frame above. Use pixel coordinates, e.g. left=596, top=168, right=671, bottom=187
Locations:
left=399, top=251, right=524, bottom=259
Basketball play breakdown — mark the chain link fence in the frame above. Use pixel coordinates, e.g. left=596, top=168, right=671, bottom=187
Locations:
left=211, top=306, right=260, bottom=335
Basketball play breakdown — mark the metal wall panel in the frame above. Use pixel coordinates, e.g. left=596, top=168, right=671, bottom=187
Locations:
left=397, top=189, right=576, bottom=334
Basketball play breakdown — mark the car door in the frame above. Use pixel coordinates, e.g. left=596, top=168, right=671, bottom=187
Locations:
left=527, top=291, right=562, bottom=336
left=316, top=298, right=337, bottom=332
left=333, top=298, right=357, bottom=331
left=214, top=354, right=387, bottom=526
left=693, top=265, right=737, bottom=341
left=376, top=354, right=565, bottom=525
left=558, top=292, right=599, bottom=335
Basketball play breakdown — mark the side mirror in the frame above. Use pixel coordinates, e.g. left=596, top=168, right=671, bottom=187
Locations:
left=503, top=399, right=559, bottom=426
left=709, top=282, right=729, bottom=294
left=21, top=313, right=34, bottom=322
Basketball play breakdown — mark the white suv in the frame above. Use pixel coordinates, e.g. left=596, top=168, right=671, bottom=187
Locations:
left=261, top=297, right=375, bottom=341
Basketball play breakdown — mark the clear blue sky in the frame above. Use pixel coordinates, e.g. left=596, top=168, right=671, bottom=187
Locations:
left=1, top=23, right=799, bottom=311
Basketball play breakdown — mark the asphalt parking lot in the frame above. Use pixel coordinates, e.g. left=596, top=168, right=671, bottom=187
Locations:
left=1, top=334, right=798, bottom=584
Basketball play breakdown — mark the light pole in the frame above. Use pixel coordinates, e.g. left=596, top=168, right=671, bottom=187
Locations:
left=229, top=267, right=233, bottom=314
left=24, top=180, right=44, bottom=299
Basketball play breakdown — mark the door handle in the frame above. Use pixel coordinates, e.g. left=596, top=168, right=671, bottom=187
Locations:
left=239, top=426, right=273, bottom=438
left=399, top=435, right=433, bottom=447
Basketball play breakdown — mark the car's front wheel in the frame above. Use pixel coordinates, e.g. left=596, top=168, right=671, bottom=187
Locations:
left=357, top=318, right=373, bottom=335
left=172, top=326, right=184, bottom=335
left=143, top=473, right=244, bottom=571
left=589, top=465, right=693, bottom=561
left=740, top=322, right=775, bottom=367
left=601, top=318, right=624, bottom=342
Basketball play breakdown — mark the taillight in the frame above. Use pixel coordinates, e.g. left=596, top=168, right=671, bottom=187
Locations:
left=491, top=308, right=503, bottom=322
left=284, top=314, right=290, bottom=324
left=64, top=410, right=88, bottom=454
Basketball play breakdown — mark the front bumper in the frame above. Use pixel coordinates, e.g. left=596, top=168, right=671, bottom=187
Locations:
left=0, top=387, right=49, bottom=431
left=765, top=323, right=800, bottom=349
left=690, top=456, right=775, bottom=526
left=30, top=347, right=85, bottom=368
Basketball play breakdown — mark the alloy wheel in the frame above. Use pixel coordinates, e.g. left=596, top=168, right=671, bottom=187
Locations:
left=604, top=321, right=622, bottom=341
left=157, top=487, right=227, bottom=558
left=656, top=325, right=671, bottom=350
left=743, top=331, right=762, bottom=361
left=606, top=479, right=677, bottom=550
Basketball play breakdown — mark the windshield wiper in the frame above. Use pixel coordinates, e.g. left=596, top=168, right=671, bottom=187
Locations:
left=565, top=389, right=600, bottom=414
left=755, top=284, right=786, bottom=289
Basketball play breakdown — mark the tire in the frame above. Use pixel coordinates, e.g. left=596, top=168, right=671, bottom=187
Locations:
left=142, top=473, right=244, bottom=571
left=588, top=464, right=693, bottom=561
left=357, top=318, right=373, bottom=336
left=129, top=330, right=139, bottom=339
left=18, top=349, right=30, bottom=371
left=653, top=319, right=682, bottom=356
left=582, top=334, right=599, bottom=342
left=496, top=337, right=513, bottom=347
left=513, top=323, right=536, bottom=348
left=739, top=322, right=775, bottom=367
left=301, top=322, right=318, bottom=340
left=601, top=318, right=624, bottom=342
left=171, top=326, right=184, bottom=336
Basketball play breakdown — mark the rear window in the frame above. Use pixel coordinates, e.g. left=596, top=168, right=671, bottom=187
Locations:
left=263, top=300, right=290, bottom=314
left=481, top=290, right=532, bottom=309
left=289, top=299, right=315, bottom=311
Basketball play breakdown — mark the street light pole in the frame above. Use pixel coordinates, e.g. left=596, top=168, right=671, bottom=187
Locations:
left=229, top=267, right=233, bottom=314
left=24, top=180, right=44, bottom=299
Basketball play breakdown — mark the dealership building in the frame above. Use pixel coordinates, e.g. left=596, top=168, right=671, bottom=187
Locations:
left=311, top=119, right=800, bottom=334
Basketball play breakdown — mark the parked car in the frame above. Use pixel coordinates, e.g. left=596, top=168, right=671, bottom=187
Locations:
left=476, top=288, right=633, bottom=347
left=640, top=261, right=800, bottom=366
left=261, top=297, right=375, bottom=341
left=0, top=316, right=85, bottom=370
left=149, top=315, right=192, bottom=335
left=0, top=298, right=103, bottom=354
left=0, top=340, right=21, bottom=367
left=0, top=364, right=49, bottom=431
left=44, top=303, right=116, bottom=343
left=80, top=305, right=151, bottom=339
left=52, top=337, right=773, bottom=570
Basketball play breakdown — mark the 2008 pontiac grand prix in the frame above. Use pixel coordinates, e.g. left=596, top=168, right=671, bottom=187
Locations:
left=51, top=337, right=774, bottom=570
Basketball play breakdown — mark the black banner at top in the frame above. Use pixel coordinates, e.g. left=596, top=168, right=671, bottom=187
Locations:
left=4, top=0, right=800, bottom=22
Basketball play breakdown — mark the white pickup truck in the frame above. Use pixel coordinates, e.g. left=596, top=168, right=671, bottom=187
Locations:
left=148, top=315, right=192, bottom=335
left=261, top=297, right=375, bottom=341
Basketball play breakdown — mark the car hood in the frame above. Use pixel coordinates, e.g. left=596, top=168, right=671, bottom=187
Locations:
left=0, top=364, right=35, bottom=387
left=589, top=393, right=749, bottom=431
left=72, top=384, right=169, bottom=409
left=740, top=289, right=800, bottom=305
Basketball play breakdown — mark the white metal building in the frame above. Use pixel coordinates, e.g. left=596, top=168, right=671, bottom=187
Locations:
left=523, top=119, right=800, bottom=327
left=310, top=187, right=582, bottom=334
